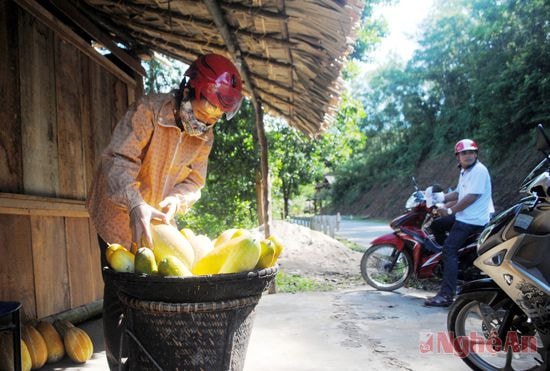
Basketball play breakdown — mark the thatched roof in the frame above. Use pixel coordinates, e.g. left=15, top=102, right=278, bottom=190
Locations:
left=74, top=0, right=363, bottom=137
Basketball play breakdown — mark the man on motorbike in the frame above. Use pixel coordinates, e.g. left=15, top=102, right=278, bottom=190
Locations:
left=424, top=139, right=494, bottom=307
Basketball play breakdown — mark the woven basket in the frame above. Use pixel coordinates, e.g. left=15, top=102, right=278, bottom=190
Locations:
left=105, top=267, right=278, bottom=371
left=103, top=266, right=278, bottom=303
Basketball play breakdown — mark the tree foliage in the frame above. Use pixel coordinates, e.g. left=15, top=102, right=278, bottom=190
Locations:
left=141, top=0, right=434, bottom=224
left=348, top=0, right=394, bottom=63
left=142, top=58, right=186, bottom=94
left=331, top=0, right=550, bottom=209
left=177, top=100, right=260, bottom=237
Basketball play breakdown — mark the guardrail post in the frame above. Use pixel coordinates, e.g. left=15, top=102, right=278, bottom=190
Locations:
left=288, top=214, right=341, bottom=238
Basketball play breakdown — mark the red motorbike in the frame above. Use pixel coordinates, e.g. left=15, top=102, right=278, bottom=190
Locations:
left=360, top=179, right=481, bottom=291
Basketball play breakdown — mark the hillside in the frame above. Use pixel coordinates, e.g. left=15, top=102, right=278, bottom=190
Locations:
left=338, top=141, right=542, bottom=220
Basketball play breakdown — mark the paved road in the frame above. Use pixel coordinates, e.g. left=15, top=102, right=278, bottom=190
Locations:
left=335, top=217, right=393, bottom=247
left=44, top=219, right=468, bottom=371
left=244, top=219, right=467, bottom=371
left=245, top=288, right=467, bottom=371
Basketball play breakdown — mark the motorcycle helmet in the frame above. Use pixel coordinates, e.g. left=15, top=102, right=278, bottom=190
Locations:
left=454, top=139, right=478, bottom=154
left=184, top=54, right=243, bottom=123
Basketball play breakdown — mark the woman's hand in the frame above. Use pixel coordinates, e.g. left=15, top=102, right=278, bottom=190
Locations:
left=158, top=196, right=180, bottom=222
left=130, top=203, right=168, bottom=247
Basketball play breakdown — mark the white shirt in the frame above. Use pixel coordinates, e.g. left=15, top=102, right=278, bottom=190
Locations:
left=456, top=161, right=494, bottom=226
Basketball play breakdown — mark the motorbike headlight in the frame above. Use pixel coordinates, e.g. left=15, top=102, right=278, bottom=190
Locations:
left=405, top=191, right=425, bottom=209
left=405, top=195, right=418, bottom=209
left=482, top=249, right=507, bottom=266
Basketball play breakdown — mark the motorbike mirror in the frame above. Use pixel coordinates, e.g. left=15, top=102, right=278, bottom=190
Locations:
left=411, top=176, right=419, bottom=190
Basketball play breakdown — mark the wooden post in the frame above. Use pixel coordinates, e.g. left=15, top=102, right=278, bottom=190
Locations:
left=204, top=0, right=272, bottom=237
left=255, top=171, right=265, bottom=226
left=253, top=103, right=271, bottom=237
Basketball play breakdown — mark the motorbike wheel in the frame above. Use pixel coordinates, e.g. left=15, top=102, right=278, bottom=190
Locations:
left=360, top=244, right=412, bottom=291
left=447, top=292, right=546, bottom=371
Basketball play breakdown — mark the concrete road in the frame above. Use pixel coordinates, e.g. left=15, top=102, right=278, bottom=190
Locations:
left=45, top=287, right=467, bottom=371
left=43, top=219, right=468, bottom=370
left=245, top=287, right=467, bottom=371
left=335, top=217, right=394, bottom=248
left=244, top=219, right=466, bottom=371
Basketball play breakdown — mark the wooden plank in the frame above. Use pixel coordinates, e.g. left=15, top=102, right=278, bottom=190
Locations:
left=0, top=207, right=88, bottom=218
left=55, top=36, right=87, bottom=199
left=0, top=214, right=36, bottom=319
left=113, top=78, right=128, bottom=130
left=88, top=219, right=104, bottom=300
left=0, top=1, right=23, bottom=193
left=80, top=56, right=96, bottom=196
left=127, top=84, right=136, bottom=107
left=89, top=62, right=114, bottom=161
left=13, top=0, right=137, bottom=87
left=65, top=218, right=96, bottom=307
left=31, top=215, right=69, bottom=318
left=132, top=74, right=144, bottom=103
left=48, top=0, right=146, bottom=77
left=84, top=60, right=138, bottom=187
left=0, top=192, right=88, bottom=217
left=18, top=9, right=59, bottom=197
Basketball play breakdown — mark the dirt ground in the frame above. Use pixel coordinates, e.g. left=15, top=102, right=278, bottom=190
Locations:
left=265, top=220, right=364, bottom=288
left=267, top=219, right=441, bottom=292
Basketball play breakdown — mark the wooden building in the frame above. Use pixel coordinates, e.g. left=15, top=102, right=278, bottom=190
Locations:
left=0, top=0, right=361, bottom=319
left=0, top=0, right=144, bottom=319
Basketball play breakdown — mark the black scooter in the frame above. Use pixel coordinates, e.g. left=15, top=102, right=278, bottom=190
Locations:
left=447, top=124, right=550, bottom=370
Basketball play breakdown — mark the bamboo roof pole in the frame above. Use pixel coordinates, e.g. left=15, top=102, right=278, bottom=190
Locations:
left=203, top=0, right=272, bottom=237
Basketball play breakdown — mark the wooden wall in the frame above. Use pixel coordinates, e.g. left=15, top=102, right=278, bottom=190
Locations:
left=0, top=1, right=142, bottom=319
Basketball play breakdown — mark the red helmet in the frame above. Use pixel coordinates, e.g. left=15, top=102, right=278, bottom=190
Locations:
left=185, top=54, right=243, bottom=120
left=454, top=139, right=479, bottom=154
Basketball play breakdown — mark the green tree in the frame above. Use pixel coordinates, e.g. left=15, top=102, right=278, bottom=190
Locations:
left=142, top=57, right=186, bottom=94
left=268, top=91, right=365, bottom=217
left=268, top=120, right=322, bottom=219
left=330, top=0, right=550, bottom=211
left=349, top=0, right=395, bottom=63
left=177, top=100, right=260, bottom=237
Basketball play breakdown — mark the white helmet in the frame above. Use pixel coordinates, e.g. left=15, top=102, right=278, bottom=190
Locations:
left=454, top=139, right=478, bottom=154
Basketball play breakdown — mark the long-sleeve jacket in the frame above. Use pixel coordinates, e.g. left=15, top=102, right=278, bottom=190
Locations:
left=87, top=92, right=213, bottom=248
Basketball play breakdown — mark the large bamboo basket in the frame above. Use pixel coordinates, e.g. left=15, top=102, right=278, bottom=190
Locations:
left=103, top=266, right=278, bottom=371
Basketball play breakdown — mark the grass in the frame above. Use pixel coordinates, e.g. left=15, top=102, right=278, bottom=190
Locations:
left=275, top=271, right=335, bottom=293
left=273, top=236, right=368, bottom=293
left=335, top=236, right=366, bottom=253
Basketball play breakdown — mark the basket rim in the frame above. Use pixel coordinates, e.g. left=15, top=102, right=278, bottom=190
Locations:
left=103, top=265, right=279, bottom=283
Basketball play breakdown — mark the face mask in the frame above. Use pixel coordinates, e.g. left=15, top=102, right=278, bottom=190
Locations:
left=192, top=97, right=224, bottom=125
left=179, top=101, right=212, bottom=138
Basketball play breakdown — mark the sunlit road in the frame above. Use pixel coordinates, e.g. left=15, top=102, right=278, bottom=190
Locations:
left=245, top=217, right=467, bottom=371
left=335, top=217, right=393, bottom=248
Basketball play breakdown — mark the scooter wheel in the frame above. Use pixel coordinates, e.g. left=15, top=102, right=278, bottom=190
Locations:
left=447, top=292, right=544, bottom=371
left=360, top=244, right=412, bottom=291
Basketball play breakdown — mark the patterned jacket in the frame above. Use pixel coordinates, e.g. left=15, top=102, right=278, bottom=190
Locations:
left=87, top=92, right=213, bottom=248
